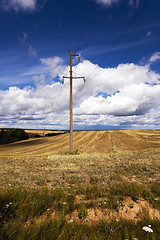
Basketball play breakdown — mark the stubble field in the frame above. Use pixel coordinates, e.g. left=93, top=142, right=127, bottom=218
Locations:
left=0, top=130, right=160, bottom=239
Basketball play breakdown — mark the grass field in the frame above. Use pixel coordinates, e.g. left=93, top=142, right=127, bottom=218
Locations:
left=0, top=130, right=160, bottom=239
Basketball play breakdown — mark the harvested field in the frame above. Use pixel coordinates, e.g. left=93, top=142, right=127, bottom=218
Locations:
left=0, top=130, right=160, bottom=156
left=0, top=130, right=160, bottom=239
left=0, top=130, right=160, bottom=189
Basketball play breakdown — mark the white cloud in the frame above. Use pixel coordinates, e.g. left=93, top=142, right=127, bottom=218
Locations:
left=95, top=0, right=119, bottom=6
left=129, top=0, right=139, bottom=8
left=0, top=53, right=160, bottom=129
left=1, top=0, right=37, bottom=11
left=71, top=60, right=159, bottom=102
left=96, top=0, right=140, bottom=7
left=149, top=52, right=160, bottom=63
left=40, top=57, right=67, bottom=79
left=28, top=45, right=38, bottom=58
left=147, top=31, right=151, bottom=37
left=75, top=84, right=160, bottom=116
left=18, top=33, right=38, bottom=58
left=18, top=32, right=28, bottom=43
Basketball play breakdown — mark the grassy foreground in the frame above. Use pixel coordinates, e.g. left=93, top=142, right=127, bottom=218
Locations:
left=0, top=130, right=160, bottom=239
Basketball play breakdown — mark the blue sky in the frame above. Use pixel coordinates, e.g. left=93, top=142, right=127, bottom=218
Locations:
left=0, top=0, right=160, bottom=130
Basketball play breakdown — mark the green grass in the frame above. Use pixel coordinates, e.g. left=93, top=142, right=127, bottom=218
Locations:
left=1, top=215, right=160, bottom=239
left=0, top=130, right=160, bottom=239
left=1, top=182, right=160, bottom=239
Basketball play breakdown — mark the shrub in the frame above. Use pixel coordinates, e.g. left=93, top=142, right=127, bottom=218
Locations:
left=35, top=134, right=41, bottom=138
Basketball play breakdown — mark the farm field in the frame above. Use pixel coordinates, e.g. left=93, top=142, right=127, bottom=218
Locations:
left=0, top=130, right=160, bottom=239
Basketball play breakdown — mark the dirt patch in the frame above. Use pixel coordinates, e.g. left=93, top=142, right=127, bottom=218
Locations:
left=66, top=197, right=160, bottom=225
left=118, top=197, right=160, bottom=221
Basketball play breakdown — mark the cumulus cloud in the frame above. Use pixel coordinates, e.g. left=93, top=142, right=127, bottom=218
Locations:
left=1, top=0, right=37, bottom=11
left=72, top=60, right=159, bottom=101
left=40, top=57, right=67, bottom=79
left=75, top=84, right=160, bottom=116
left=0, top=53, right=160, bottom=129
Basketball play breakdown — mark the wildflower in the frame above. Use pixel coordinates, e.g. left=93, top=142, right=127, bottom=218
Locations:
left=47, top=208, right=50, bottom=211
left=69, top=219, right=74, bottom=223
left=154, top=198, right=159, bottom=201
left=9, top=202, right=12, bottom=205
left=6, top=204, right=9, bottom=208
left=142, top=226, right=153, bottom=233
left=63, top=202, right=67, bottom=205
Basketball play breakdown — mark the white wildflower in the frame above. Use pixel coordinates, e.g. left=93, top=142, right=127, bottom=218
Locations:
left=63, top=202, right=67, bottom=205
left=154, top=198, right=159, bottom=201
left=142, top=226, right=153, bottom=233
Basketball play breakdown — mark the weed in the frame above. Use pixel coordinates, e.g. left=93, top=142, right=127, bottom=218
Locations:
left=90, top=175, right=99, bottom=184
left=78, top=205, right=87, bottom=220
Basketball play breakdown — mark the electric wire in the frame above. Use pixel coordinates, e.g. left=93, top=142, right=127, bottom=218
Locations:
left=73, top=0, right=150, bottom=100
left=55, top=68, right=69, bottom=111
left=85, top=0, right=150, bottom=83
left=74, top=0, right=95, bottom=53
left=82, top=10, right=105, bottom=53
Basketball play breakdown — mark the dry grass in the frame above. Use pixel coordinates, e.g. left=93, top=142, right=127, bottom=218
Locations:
left=1, top=130, right=160, bottom=239
left=0, top=130, right=160, bottom=189
left=25, top=129, right=65, bottom=138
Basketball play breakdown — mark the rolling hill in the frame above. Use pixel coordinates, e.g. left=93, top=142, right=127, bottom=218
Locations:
left=0, top=129, right=160, bottom=157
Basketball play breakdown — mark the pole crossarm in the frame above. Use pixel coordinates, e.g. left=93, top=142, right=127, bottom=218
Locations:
left=63, top=76, right=85, bottom=80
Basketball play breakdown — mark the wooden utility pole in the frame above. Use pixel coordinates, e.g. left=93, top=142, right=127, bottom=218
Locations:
left=70, top=50, right=73, bottom=153
left=63, top=51, right=85, bottom=153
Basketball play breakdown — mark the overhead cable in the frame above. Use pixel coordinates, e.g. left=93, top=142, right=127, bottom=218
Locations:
left=85, top=0, right=150, bottom=82
left=74, top=0, right=95, bottom=53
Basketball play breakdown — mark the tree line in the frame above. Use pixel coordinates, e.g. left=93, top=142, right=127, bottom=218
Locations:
left=0, top=129, right=29, bottom=144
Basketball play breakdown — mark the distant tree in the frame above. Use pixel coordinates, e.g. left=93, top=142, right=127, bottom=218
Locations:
left=45, top=132, right=67, bottom=137
left=0, top=129, right=29, bottom=144
left=35, top=134, right=41, bottom=138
